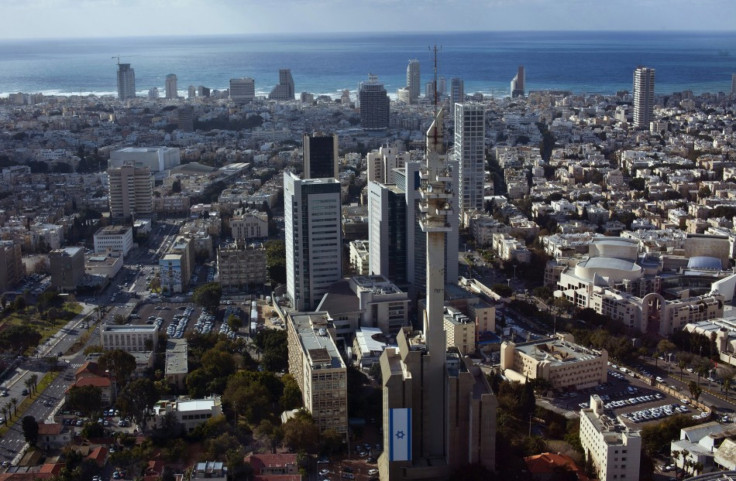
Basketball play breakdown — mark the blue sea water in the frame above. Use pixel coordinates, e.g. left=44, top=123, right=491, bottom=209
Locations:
left=0, top=31, right=735, bottom=98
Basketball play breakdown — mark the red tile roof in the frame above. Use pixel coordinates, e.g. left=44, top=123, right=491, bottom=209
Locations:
left=246, top=453, right=298, bottom=474
left=37, top=423, right=63, bottom=436
left=524, top=452, right=590, bottom=481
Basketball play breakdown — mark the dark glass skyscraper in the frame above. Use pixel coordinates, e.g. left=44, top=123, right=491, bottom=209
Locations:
left=359, top=75, right=390, bottom=130
left=303, top=133, right=338, bottom=180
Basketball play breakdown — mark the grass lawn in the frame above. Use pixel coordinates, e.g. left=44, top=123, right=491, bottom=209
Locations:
left=0, top=302, right=85, bottom=356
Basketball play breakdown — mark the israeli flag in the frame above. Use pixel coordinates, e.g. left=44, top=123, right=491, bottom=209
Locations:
left=389, top=408, right=411, bottom=461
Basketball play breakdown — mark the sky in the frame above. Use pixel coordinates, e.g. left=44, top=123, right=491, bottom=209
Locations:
left=1, top=0, right=735, bottom=40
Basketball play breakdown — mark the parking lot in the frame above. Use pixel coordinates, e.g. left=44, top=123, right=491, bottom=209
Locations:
left=549, top=367, right=709, bottom=427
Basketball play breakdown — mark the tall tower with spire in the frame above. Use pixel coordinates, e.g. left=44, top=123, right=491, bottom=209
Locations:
left=377, top=49, right=496, bottom=481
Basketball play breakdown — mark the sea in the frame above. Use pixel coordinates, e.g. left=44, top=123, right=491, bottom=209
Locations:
left=0, top=31, right=735, bottom=99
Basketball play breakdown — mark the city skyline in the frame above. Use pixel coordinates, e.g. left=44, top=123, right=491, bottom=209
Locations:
left=0, top=0, right=735, bottom=40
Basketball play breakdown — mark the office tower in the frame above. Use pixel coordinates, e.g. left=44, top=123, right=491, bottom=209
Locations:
left=0, top=240, right=23, bottom=292
left=633, top=66, right=655, bottom=129
left=188, top=86, right=196, bottom=99
left=303, top=133, right=338, bottom=180
left=230, top=77, right=255, bottom=104
left=269, top=69, right=295, bottom=100
left=450, top=77, right=464, bottom=113
left=107, top=165, right=153, bottom=219
left=396, top=87, right=411, bottom=104
left=438, top=76, right=446, bottom=96
left=730, top=73, right=736, bottom=97
left=454, top=102, right=486, bottom=216
left=359, top=75, right=390, bottom=130
left=368, top=182, right=408, bottom=285
left=177, top=106, right=194, bottom=132
left=147, top=87, right=159, bottom=99
left=341, top=89, right=351, bottom=105
left=160, top=236, right=195, bottom=294
left=284, top=172, right=342, bottom=311
left=406, top=59, right=421, bottom=103
left=116, top=63, right=136, bottom=100
left=197, top=85, right=210, bottom=97
left=510, top=65, right=525, bottom=98
left=165, top=74, right=178, bottom=100
left=378, top=109, right=496, bottom=480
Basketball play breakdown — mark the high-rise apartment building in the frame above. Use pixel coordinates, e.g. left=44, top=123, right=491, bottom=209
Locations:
left=269, top=69, right=295, bottom=100
left=633, top=66, right=655, bottom=129
left=0, top=240, right=23, bottom=292
left=287, top=312, right=347, bottom=435
left=511, top=65, right=525, bottom=98
left=229, top=77, right=255, bottom=104
left=454, top=102, right=486, bottom=216
left=165, top=74, right=178, bottom=99
left=450, top=77, right=464, bottom=114
left=580, top=395, right=641, bottom=481
left=116, top=63, right=136, bottom=100
left=378, top=109, right=496, bottom=480
left=107, top=165, right=153, bottom=219
left=732, top=73, right=736, bottom=96
left=303, top=133, right=338, bottom=180
left=438, top=76, right=446, bottom=96
left=366, top=143, right=410, bottom=184
left=406, top=59, right=421, bottom=104
left=359, top=75, right=390, bottom=130
left=159, top=236, right=195, bottom=294
left=284, top=172, right=342, bottom=311
left=177, top=106, right=194, bottom=132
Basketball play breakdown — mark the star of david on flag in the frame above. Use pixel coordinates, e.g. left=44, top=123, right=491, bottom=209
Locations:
left=389, top=408, right=411, bottom=461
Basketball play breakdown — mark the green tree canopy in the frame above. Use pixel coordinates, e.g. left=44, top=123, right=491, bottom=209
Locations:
left=255, top=329, right=288, bottom=372
left=66, top=385, right=103, bottom=416
left=22, top=415, right=39, bottom=446
left=98, top=349, right=137, bottom=387
left=282, top=410, right=320, bottom=453
left=0, top=325, right=41, bottom=354
left=116, top=378, right=160, bottom=429
left=193, top=283, right=222, bottom=313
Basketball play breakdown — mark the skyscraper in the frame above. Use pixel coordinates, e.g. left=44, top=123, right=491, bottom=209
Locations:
left=284, top=172, right=342, bottom=311
left=450, top=77, right=464, bottom=113
left=406, top=59, right=421, bottom=104
left=229, top=78, right=255, bottom=104
left=303, top=133, right=338, bottom=180
left=108, top=165, right=153, bottom=219
left=368, top=182, right=408, bottom=285
left=454, top=102, right=486, bottom=217
left=510, top=65, right=525, bottom=98
left=269, top=69, right=295, bottom=100
left=165, top=74, right=178, bottom=100
left=378, top=109, right=496, bottom=480
left=633, top=66, right=655, bottom=129
left=116, top=63, right=136, bottom=100
left=730, top=73, right=736, bottom=97
left=359, top=75, right=390, bottom=130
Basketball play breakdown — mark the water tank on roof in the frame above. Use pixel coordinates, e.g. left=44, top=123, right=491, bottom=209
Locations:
left=318, top=327, right=327, bottom=336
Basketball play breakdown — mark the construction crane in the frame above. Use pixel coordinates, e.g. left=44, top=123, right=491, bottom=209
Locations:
left=111, top=55, right=135, bottom=65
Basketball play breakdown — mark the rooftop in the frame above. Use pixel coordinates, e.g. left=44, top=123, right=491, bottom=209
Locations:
left=291, top=312, right=344, bottom=370
left=514, top=337, right=603, bottom=365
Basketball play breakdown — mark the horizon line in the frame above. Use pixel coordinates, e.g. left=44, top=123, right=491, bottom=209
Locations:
left=1, top=29, right=736, bottom=42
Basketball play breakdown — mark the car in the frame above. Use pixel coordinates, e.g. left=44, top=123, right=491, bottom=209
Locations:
left=21, top=389, right=28, bottom=396
left=341, top=474, right=355, bottom=480
left=368, top=468, right=379, bottom=476
left=316, top=457, right=329, bottom=465
left=319, top=469, right=330, bottom=476
left=0, top=390, right=7, bottom=397
left=1, top=461, right=9, bottom=468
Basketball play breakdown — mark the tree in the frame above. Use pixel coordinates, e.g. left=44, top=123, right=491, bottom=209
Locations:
left=491, top=283, right=513, bottom=298
left=10, top=398, right=17, bottom=416
left=29, top=374, right=38, bottom=394
left=688, top=381, right=702, bottom=401
left=279, top=374, right=302, bottom=411
left=226, top=314, right=242, bottom=332
left=698, top=186, right=712, bottom=199
left=116, top=378, right=159, bottom=430
left=265, top=240, right=287, bottom=285
left=0, top=325, right=41, bottom=353
left=98, top=349, right=136, bottom=387
left=66, top=386, right=103, bottom=416
left=255, top=329, right=288, bottom=372
left=678, top=359, right=688, bottom=380
left=193, top=283, right=222, bottom=313
left=282, top=410, right=320, bottom=453
left=22, top=415, right=39, bottom=446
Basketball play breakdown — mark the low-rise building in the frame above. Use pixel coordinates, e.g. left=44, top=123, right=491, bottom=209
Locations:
left=165, top=339, right=188, bottom=391
left=444, top=306, right=476, bottom=356
left=230, top=208, right=268, bottom=241
left=352, top=327, right=391, bottom=369
left=93, top=225, right=134, bottom=256
left=348, top=240, right=370, bottom=275
left=580, top=394, right=641, bottom=481
left=287, top=312, right=347, bottom=435
left=671, top=421, right=733, bottom=476
left=85, top=251, right=123, bottom=279
left=501, top=335, right=607, bottom=390
left=152, top=396, right=223, bottom=433
left=101, top=324, right=159, bottom=352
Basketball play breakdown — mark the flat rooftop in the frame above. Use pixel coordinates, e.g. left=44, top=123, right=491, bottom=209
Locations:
left=102, top=324, right=159, bottom=333
left=291, top=312, right=344, bottom=370
left=515, top=337, right=602, bottom=365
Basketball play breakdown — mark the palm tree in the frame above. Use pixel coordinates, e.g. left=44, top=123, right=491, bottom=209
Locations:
left=678, top=359, right=688, bottom=380
left=1, top=406, right=7, bottom=425
left=29, top=374, right=38, bottom=394
left=10, top=398, right=17, bottom=417
left=24, top=378, right=33, bottom=395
